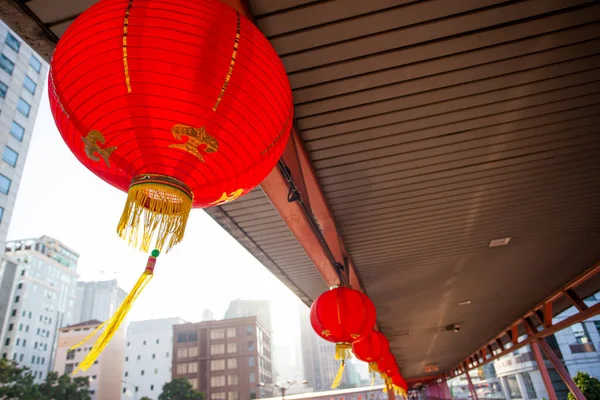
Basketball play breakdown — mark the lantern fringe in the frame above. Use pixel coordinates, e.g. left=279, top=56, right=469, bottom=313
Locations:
left=369, top=363, right=378, bottom=387
left=117, top=180, right=192, bottom=252
left=70, top=251, right=159, bottom=374
left=332, top=343, right=352, bottom=389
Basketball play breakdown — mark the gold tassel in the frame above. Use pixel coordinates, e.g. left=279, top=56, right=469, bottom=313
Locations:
left=117, top=174, right=193, bottom=253
left=331, top=343, right=352, bottom=389
left=70, top=250, right=159, bottom=374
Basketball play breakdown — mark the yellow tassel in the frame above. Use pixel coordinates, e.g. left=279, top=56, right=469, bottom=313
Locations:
left=117, top=174, right=193, bottom=253
left=331, top=343, right=352, bottom=389
left=70, top=251, right=159, bottom=374
left=371, top=373, right=375, bottom=388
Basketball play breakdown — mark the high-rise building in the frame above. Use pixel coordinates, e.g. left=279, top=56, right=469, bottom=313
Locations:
left=0, top=22, right=47, bottom=250
left=0, top=236, right=79, bottom=381
left=121, top=317, right=187, bottom=400
left=225, top=300, right=272, bottom=334
left=54, top=319, right=125, bottom=400
left=298, top=304, right=360, bottom=392
left=203, top=309, right=216, bottom=322
left=172, top=316, right=274, bottom=400
left=74, top=280, right=126, bottom=324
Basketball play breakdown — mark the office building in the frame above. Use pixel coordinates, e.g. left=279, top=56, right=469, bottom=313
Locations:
left=55, top=320, right=125, bottom=400
left=225, top=300, right=273, bottom=334
left=0, top=236, right=79, bottom=381
left=121, top=317, right=187, bottom=400
left=74, top=279, right=126, bottom=324
left=203, top=309, right=216, bottom=322
left=0, top=22, right=47, bottom=250
left=172, top=316, right=274, bottom=400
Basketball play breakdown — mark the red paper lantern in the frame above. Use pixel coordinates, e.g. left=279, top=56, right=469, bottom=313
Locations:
left=49, top=0, right=291, bottom=373
left=50, top=0, right=292, bottom=253
left=392, top=374, right=408, bottom=392
left=310, top=286, right=376, bottom=388
left=353, top=330, right=389, bottom=363
left=310, top=287, right=376, bottom=344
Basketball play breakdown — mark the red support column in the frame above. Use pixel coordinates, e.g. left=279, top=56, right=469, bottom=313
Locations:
left=465, top=372, right=479, bottom=400
left=442, top=381, right=452, bottom=399
left=536, top=338, right=586, bottom=400
left=529, top=341, right=558, bottom=400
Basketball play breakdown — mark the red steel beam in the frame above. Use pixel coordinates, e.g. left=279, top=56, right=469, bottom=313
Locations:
left=564, top=288, right=589, bottom=312
left=524, top=319, right=558, bottom=400
left=220, top=2, right=364, bottom=292
left=524, top=318, right=585, bottom=400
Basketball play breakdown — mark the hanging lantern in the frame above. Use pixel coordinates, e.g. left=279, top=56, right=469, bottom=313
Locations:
left=353, top=330, right=389, bottom=386
left=310, top=286, right=377, bottom=389
left=50, top=0, right=292, bottom=372
left=392, top=374, right=408, bottom=393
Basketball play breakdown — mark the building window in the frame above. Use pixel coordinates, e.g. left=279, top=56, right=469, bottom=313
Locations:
left=246, top=326, right=253, bottom=336
left=141, top=370, right=145, bottom=376
left=250, top=392, right=256, bottom=400
left=17, top=98, right=31, bottom=117
left=15, top=339, right=19, bottom=346
left=23, top=76, right=36, bottom=94
left=227, top=328, right=237, bottom=338
left=127, top=342, right=130, bottom=347
left=211, top=359, right=225, bottom=371
left=143, top=340, right=146, bottom=345
left=248, top=356, right=255, bottom=367
left=7, top=324, right=12, bottom=332
left=227, top=358, right=237, bottom=369
left=211, top=329, right=225, bottom=340
left=0, top=54, right=14, bottom=75
left=10, top=121, right=25, bottom=141
left=3, top=147, right=18, bottom=167
left=137, top=355, right=141, bottom=361
left=0, top=174, right=11, bottom=194
left=177, top=348, right=188, bottom=359
left=521, top=372, right=537, bottom=399
left=211, top=344, right=225, bottom=355
left=0, top=81, right=7, bottom=98
left=66, top=350, right=75, bottom=360
left=65, top=363, right=74, bottom=374
left=211, top=376, right=226, bottom=387
left=177, top=333, right=187, bottom=343
left=151, top=384, right=154, bottom=391
left=4, top=338, right=9, bottom=346
left=188, top=332, right=198, bottom=342
left=212, top=393, right=226, bottom=400
left=124, top=372, right=128, bottom=377
left=247, top=341, right=255, bottom=351
left=229, top=392, right=240, bottom=400
left=176, top=363, right=187, bottom=374
left=188, top=346, right=199, bottom=357
left=5, top=34, right=20, bottom=53
left=571, top=322, right=590, bottom=344
left=249, top=373, right=255, bottom=383
left=188, top=362, right=198, bottom=373
left=227, top=343, right=237, bottom=354
left=227, top=375, right=239, bottom=386
left=152, top=353, right=156, bottom=359
left=125, top=356, right=128, bottom=362
left=503, top=375, right=522, bottom=399
left=29, top=56, right=41, bottom=73
left=156, top=339, right=160, bottom=344
left=154, top=368, right=158, bottom=374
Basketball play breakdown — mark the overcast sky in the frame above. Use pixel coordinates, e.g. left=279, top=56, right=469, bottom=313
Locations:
left=7, top=79, right=303, bottom=339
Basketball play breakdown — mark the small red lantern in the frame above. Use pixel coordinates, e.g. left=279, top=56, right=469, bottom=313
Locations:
left=50, top=0, right=291, bottom=372
left=353, top=331, right=389, bottom=363
left=310, top=286, right=376, bottom=388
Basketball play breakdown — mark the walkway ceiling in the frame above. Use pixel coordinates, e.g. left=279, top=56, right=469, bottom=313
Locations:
left=3, top=0, right=600, bottom=380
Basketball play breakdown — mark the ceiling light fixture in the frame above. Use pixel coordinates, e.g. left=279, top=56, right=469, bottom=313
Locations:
left=489, top=237, right=511, bottom=247
left=458, top=300, right=472, bottom=306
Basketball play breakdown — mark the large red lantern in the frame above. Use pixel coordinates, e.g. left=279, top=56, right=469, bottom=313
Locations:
left=50, top=0, right=292, bottom=372
left=310, top=286, right=376, bottom=388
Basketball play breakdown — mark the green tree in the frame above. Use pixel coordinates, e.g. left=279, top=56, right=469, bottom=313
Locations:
left=568, top=372, right=600, bottom=400
left=0, top=358, right=41, bottom=400
left=0, top=359, right=90, bottom=400
left=159, top=379, right=204, bottom=400
left=141, top=397, right=154, bottom=400
left=38, top=371, right=91, bottom=400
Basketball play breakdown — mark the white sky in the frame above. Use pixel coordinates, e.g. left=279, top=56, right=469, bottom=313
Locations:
left=7, top=79, right=303, bottom=338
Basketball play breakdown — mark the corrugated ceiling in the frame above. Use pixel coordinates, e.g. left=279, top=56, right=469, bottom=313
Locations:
left=3, top=0, right=600, bottom=379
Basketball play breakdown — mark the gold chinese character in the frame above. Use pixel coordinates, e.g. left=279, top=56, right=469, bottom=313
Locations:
left=82, top=130, right=117, bottom=168
left=169, top=124, right=218, bottom=163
